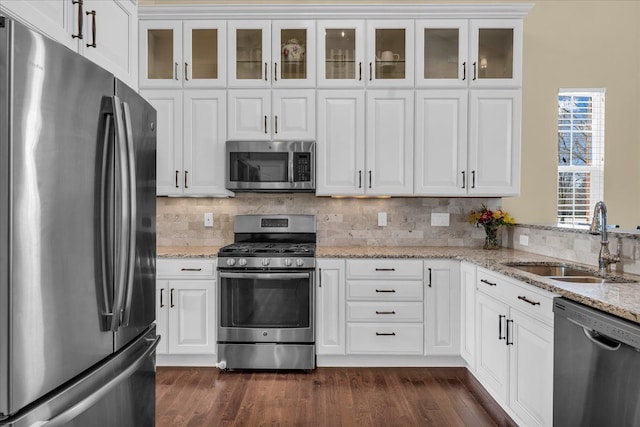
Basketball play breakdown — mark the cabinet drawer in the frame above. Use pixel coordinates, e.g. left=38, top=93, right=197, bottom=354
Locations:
left=347, top=280, right=423, bottom=301
left=346, top=259, right=423, bottom=280
left=347, top=323, right=424, bottom=354
left=347, top=302, right=423, bottom=322
left=157, top=259, right=216, bottom=278
left=477, top=268, right=555, bottom=323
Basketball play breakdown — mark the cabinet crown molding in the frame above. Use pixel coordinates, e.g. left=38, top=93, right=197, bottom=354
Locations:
left=139, top=3, right=533, bottom=20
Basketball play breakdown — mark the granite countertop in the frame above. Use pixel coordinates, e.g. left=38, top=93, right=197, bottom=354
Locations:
left=157, top=245, right=640, bottom=324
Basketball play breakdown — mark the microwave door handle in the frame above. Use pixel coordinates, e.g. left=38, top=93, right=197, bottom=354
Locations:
left=220, top=272, right=311, bottom=280
left=289, top=152, right=295, bottom=183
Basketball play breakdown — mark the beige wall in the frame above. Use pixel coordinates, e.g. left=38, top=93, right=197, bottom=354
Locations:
left=141, top=0, right=640, bottom=228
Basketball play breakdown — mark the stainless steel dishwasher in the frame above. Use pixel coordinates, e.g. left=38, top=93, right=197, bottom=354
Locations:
left=554, top=297, right=640, bottom=426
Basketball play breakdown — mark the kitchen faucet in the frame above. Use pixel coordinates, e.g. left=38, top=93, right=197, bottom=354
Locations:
left=589, top=201, right=621, bottom=273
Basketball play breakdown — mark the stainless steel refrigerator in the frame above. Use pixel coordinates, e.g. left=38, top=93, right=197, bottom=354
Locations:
left=0, top=16, right=158, bottom=426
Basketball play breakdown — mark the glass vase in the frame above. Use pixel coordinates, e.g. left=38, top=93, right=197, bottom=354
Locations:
left=483, top=226, right=500, bottom=250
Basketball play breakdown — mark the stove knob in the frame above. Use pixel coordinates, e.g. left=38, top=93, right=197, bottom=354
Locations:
left=262, top=258, right=270, bottom=266
left=284, top=258, right=292, bottom=267
left=238, top=259, right=247, bottom=267
left=226, top=258, right=236, bottom=266
left=296, top=258, right=304, bottom=267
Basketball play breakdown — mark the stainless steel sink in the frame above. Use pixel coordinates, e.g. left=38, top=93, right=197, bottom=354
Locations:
left=504, top=262, right=636, bottom=284
left=550, top=276, right=607, bottom=284
left=507, top=264, right=594, bottom=277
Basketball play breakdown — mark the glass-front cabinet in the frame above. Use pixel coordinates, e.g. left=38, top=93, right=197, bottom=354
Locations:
left=228, top=20, right=315, bottom=88
left=415, top=20, right=468, bottom=88
left=366, top=20, right=414, bottom=87
left=139, top=20, right=226, bottom=88
left=416, top=19, right=522, bottom=88
left=317, top=20, right=365, bottom=88
left=228, top=21, right=271, bottom=87
left=470, top=19, right=522, bottom=87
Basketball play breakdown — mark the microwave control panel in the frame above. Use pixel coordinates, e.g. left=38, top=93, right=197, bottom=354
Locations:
left=293, top=153, right=312, bottom=182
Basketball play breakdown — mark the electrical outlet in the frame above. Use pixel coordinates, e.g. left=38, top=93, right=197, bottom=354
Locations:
left=378, top=212, right=387, bottom=227
left=519, top=235, right=529, bottom=246
left=431, top=213, right=450, bottom=227
left=204, top=212, right=214, bottom=227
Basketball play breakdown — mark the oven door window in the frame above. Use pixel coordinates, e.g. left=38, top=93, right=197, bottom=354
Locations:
left=220, top=274, right=310, bottom=328
left=229, top=152, right=289, bottom=183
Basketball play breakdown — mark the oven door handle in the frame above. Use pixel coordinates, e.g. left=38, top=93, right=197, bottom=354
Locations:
left=219, top=272, right=312, bottom=280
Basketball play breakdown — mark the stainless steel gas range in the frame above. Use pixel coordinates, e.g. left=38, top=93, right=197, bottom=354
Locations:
left=217, top=215, right=316, bottom=370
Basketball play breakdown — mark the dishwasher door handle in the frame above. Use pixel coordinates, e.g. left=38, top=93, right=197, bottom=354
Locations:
left=568, top=317, right=623, bottom=351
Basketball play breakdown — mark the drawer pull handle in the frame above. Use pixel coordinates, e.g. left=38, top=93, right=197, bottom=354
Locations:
left=375, top=332, right=396, bottom=336
left=480, top=279, right=497, bottom=287
left=517, top=295, right=541, bottom=306
left=181, top=268, right=202, bottom=272
left=376, top=311, right=396, bottom=315
left=375, top=268, right=395, bottom=272
left=375, top=289, right=396, bottom=293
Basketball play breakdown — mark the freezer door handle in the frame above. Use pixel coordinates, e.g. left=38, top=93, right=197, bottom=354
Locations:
left=120, top=101, right=137, bottom=327
left=40, top=335, right=160, bottom=427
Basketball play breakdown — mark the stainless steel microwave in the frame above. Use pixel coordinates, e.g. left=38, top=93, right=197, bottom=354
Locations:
left=226, top=141, right=315, bottom=192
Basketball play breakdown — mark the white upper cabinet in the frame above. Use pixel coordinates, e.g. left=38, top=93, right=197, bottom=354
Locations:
left=366, top=90, right=414, bottom=195
left=366, top=20, right=415, bottom=88
left=81, top=0, right=138, bottom=89
left=415, top=88, right=521, bottom=197
left=316, top=90, right=365, bottom=195
left=139, top=20, right=226, bottom=89
left=416, top=19, right=522, bottom=88
left=317, top=20, right=366, bottom=88
left=414, top=90, right=468, bottom=195
left=317, top=89, right=413, bottom=196
left=468, top=89, right=521, bottom=196
left=0, top=0, right=75, bottom=49
left=143, top=89, right=228, bottom=196
left=1, top=0, right=137, bottom=88
left=228, top=20, right=315, bottom=88
left=227, top=89, right=315, bottom=141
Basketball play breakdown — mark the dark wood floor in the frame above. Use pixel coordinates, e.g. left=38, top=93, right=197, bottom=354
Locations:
left=156, top=366, right=516, bottom=426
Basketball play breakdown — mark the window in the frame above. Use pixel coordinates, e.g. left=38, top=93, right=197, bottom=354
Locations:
left=557, top=89, right=605, bottom=225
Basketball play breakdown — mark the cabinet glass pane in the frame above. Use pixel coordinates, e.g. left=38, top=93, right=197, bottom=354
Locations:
left=478, top=29, right=513, bottom=79
left=375, top=29, right=405, bottom=80
left=192, top=29, right=218, bottom=79
left=424, top=28, right=459, bottom=79
left=280, top=29, right=307, bottom=80
left=236, top=29, right=263, bottom=80
left=325, top=29, right=356, bottom=80
left=148, top=29, right=174, bottom=79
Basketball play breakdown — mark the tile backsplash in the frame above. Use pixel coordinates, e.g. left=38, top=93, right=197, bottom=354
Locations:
left=156, top=194, right=501, bottom=248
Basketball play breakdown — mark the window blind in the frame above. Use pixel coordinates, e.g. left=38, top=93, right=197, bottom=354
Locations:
left=557, top=89, right=605, bottom=225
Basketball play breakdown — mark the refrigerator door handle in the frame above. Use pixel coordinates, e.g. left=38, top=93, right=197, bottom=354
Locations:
left=98, top=104, right=114, bottom=329
left=120, top=101, right=137, bottom=327
left=110, top=95, right=130, bottom=332
left=40, top=335, right=160, bottom=427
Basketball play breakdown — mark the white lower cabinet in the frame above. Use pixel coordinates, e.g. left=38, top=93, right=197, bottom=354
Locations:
left=156, top=259, right=217, bottom=361
left=316, top=259, right=346, bottom=355
left=345, top=259, right=424, bottom=355
left=475, top=267, right=555, bottom=427
left=459, top=261, right=477, bottom=369
left=424, top=260, right=460, bottom=356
